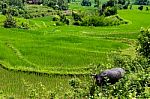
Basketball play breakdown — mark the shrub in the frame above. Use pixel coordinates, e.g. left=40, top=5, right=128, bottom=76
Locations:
left=137, top=28, right=150, bottom=59
left=81, top=16, right=105, bottom=26
left=4, top=14, right=16, bottom=28
left=72, top=11, right=83, bottom=21
left=79, top=15, right=126, bottom=26
left=90, top=54, right=150, bottom=98
left=55, top=21, right=64, bottom=26
left=10, top=8, right=19, bottom=16
left=73, top=21, right=81, bottom=26
left=18, top=22, right=30, bottom=29
left=52, top=15, right=60, bottom=21
left=68, top=78, right=90, bottom=98
left=18, top=9, right=25, bottom=14
left=64, top=18, right=70, bottom=25
left=104, top=6, right=117, bottom=16
left=23, top=14, right=30, bottom=19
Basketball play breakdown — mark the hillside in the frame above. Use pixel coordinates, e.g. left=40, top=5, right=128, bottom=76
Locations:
left=0, top=1, right=150, bottom=98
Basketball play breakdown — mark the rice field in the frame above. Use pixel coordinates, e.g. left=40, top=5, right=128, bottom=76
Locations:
left=0, top=4, right=150, bottom=98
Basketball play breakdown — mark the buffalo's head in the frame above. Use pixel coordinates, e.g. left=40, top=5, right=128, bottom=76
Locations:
left=92, top=74, right=104, bottom=86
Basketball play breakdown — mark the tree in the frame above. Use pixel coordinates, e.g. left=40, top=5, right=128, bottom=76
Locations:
left=137, top=28, right=150, bottom=59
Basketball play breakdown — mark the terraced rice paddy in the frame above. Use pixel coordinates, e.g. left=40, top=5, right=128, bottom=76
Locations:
left=0, top=4, right=150, bottom=97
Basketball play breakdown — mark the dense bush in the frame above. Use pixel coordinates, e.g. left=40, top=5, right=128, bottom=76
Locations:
left=100, top=0, right=118, bottom=16
left=78, top=15, right=128, bottom=26
left=59, top=14, right=70, bottom=25
left=55, top=21, right=64, bottom=26
left=73, top=21, right=81, bottom=26
left=52, top=15, right=60, bottom=21
left=81, top=16, right=105, bottom=26
left=103, top=6, right=117, bottom=16
left=10, top=8, right=19, bottom=16
left=23, top=14, right=31, bottom=19
left=137, top=28, right=150, bottom=59
left=67, top=54, right=150, bottom=98
left=18, top=9, right=25, bottom=14
left=72, top=11, right=83, bottom=21
left=4, top=14, right=16, bottom=28
left=18, top=22, right=30, bottom=29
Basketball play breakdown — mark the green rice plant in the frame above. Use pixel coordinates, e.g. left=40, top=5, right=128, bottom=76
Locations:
left=0, top=4, right=150, bottom=98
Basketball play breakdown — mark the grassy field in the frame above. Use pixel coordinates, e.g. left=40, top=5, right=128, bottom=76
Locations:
left=0, top=4, right=150, bottom=98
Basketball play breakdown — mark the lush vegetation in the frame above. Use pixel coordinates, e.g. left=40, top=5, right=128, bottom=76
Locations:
left=0, top=0, right=150, bottom=98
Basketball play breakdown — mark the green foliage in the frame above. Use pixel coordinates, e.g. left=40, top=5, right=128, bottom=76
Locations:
left=118, top=0, right=126, bottom=5
left=18, top=22, right=30, bottom=29
left=2, top=8, right=8, bottom=15
left=2, top=7, right=20, bottom=16
left=67, top=55, right=150, bottom=99
left=73, top=20, right=81, bottom=25
left=23, top=80, right=56, bottom=99
left=78, top=15, right=128, bottom=26
left=69, top=78, right=81, bottom=88
left=8, top=0, right=24, bottom=8
left=72, top=11, right=83, bottom=21
left=59, top=14, right=70, bottom=25
left=100, top=0, right=119, bottom=16
left=81, top=15, right=105, bottom=26
left=137, top=28, right=150, bottom=59
left=135, top=0, right=150, bottom=5
left=4, top=14, right=16, bottom=28
left=52, top=13, right=70, bottom=25
left=1, top=3, right=8, bottom=9
left=71, top=11, right=127, bottom=27
left=68, top=78, right=90, bottom=98
left=55, top=21, right=64, bottom=26
left=81, top=0, right=91, bottom=6
left=47, top=0, right=68, bottom=10
left=109, top=55, right=149, bottom=98
left=94, top=0, right=100, bottom=7
left=9, top=8, right=19, bottom=16
left=104, top=6, right=117, bottom=16
left=52, top=15, right=60, bottom=21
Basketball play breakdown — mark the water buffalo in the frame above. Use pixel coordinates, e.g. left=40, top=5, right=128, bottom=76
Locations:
left=93, top=68, right=125, bottom=86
